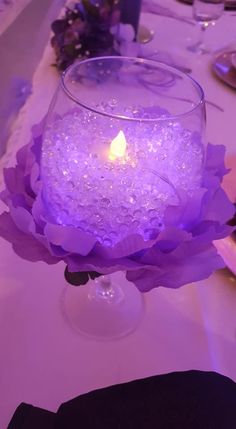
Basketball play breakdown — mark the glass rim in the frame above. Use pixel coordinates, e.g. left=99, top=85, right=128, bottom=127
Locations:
left=61, top=56, right=205, bottom=123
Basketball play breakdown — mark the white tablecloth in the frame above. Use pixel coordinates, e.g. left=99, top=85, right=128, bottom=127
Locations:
left=0, top=0, right=66, bottom=156
left=0, top=1, right=236, bottom=427
left=0, top=0, right=31, bottom=37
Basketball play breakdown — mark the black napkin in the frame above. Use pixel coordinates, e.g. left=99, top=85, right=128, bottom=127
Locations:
left=8, top=370, right=236, bottom=429
left=7, top=403, right=56, bottom=429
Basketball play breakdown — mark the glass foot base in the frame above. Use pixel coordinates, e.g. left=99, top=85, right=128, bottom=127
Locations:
left=61, top=272, right=144, bottom=340
left=187, top=42, right=210, bottom=55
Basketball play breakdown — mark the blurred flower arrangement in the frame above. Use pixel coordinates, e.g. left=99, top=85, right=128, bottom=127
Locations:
left=51, top=0, right=139, bottom=71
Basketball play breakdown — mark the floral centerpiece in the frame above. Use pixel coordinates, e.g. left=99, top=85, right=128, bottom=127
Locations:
left=0, top=118, right=234, bottom=290
left=51, top=0, right=138, bottom=71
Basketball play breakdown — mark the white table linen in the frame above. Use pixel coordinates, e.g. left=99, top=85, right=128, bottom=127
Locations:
left=0, top=1, right=236, bottom=428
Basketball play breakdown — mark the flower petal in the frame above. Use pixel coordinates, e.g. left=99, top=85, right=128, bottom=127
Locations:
left=44, top=223, right=97, bottom=255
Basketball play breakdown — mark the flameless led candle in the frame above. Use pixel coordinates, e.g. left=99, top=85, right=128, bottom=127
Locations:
left=109, top=130, right=127, bottom=160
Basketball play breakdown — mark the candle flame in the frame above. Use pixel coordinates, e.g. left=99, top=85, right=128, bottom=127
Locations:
left=109, top=130, right=127, bottom=160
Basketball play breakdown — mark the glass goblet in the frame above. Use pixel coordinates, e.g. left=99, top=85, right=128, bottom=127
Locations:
left=188, top=0, right=225, bottom=54
left=41, top=57, right=206, bottom=339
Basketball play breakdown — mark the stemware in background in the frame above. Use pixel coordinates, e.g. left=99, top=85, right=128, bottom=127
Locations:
left=188, top=0, right=225, bottom=54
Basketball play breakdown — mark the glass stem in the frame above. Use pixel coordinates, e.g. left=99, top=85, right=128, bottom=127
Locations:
left=88, top=275, right=124, bottom=303
left=199, top=22, right=208, bottom=49
left=96, top=275, right=114, bottom=300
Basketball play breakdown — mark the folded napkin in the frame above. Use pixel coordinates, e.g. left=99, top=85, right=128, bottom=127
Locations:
left=8, top=370, right=236, bottom=429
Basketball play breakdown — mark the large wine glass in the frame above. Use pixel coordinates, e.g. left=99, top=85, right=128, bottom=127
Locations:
left=188, top=0, right=225, bottom=54
left=41, top=57, right=206, bottom=339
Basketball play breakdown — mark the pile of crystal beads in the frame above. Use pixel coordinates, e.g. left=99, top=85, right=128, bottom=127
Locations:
left=41, top=107, right=204, bottom=246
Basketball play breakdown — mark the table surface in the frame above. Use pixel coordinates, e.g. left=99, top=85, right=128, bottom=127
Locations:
left=1, top=1, right=236, bottom=427
left=0, top=0, right=31, bottom=37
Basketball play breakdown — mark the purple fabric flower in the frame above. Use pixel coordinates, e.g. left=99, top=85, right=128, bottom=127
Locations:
left=0, top=122, right=234, bottom=292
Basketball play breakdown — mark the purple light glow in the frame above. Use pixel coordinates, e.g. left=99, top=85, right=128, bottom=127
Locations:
left=0, top=55, right=234, bottom=292
left=0, top=120, right=234, bottom=291
left=41, top=107, right=204, bottom=246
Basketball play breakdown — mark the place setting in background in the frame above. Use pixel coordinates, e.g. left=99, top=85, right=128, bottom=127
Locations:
left=181, top=0, right=236, bottom=88
left=138, top=3, right=236, bottom=114
left=212, top=49, right=236, bottom=89
left=187, top=0, right=225, bottom=54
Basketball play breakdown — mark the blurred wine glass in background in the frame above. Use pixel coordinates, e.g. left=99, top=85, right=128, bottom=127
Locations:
left=188, top=0, right=225, bottom=54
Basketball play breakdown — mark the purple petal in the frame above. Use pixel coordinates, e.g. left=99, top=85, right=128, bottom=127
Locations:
left=0, top=125, right=233, bottom=292
left=0, top=212, right=57, bottom=264
left=95, top=233, right=157, bottom=259
left=127, top=241, right=224, bottom=292
left=10, top=205, right=35, bottom=234
left=65, top=253, right=142, bottom=274
left=202, top=188, right=235, bottom=224
left=205, top=143, right=229, bottom=180
left=44, top=223, right=97, bottom=255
